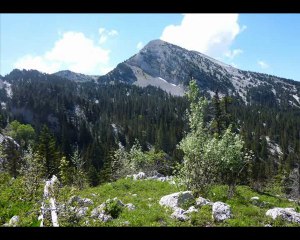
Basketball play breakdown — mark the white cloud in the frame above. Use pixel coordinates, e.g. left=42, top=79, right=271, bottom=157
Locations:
left=14, top=30, right=117, bottom=75
left=136, top=41, right=144, bottom=50
left=160, top=14, right=245, bottom=59
left=224, top=49, right=243, bottom=60
left=98, top=28, right=118, bottom=44
left=15, top=55, right=60, bottom=73
left=257, top=60, right=269, bottom=69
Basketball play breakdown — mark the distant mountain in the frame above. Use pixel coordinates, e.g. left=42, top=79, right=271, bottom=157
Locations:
left=99, top=39, right=300, bottom=108
left=2, top=42, right=300, bottom=187
left=53, top=70, right=99, bottom=82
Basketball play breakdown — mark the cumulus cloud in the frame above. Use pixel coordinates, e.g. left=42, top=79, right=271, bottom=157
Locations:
left=15, top=55, right=60, bottom=74
left=257, top=60, right=269, bottom=69
left=14, top=30, right=117, bottom=75
left=160, top=14, right=246, bottom=59
left=99, top=28, right=118, bottom=44
left=136, top=41, right=144, bottom=50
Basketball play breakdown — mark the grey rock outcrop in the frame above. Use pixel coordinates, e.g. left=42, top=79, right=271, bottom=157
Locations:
left=68, top=196, right=94, bottom=207
left=98, top=213, right=113, bottom=222
left=171, top=208, right=190, bottom=221
left=159, top=191, right=194, bottom=210
left=212, top=202, right=231, bottom=222
left=91, top=203, right=106, bottom=218
left=266, top=208, right=300, bottom=224
left=75, top=207, right=89, bottom=218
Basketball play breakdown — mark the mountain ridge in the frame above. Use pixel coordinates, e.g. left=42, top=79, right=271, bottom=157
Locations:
left=99, top=39, right=300, bottom=107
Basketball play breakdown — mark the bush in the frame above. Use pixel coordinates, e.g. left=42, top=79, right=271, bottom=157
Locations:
left=104, top=199, right=123, bottom=218
left=111, top=140, right=167, bottom=180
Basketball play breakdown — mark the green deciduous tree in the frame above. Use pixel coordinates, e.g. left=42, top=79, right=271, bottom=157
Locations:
left=177, top=79, right=251, bottom=197
left=6, top=120, right=35, bottom=148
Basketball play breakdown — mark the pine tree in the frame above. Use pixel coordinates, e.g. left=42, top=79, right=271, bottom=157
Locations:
left=37, top=125, right=60, bottom=178
left=70, top=146, right=88, bottom=189
left=20, top=146, right=44, bottom=200
left=59, top=156, right=72, bottom=186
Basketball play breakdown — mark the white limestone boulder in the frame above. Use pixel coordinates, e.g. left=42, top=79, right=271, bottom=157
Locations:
left=159, top=191, right=194, bottom=210
left=212, top=202, right=231, bottom=222
left=266, top=208, right=300, bottom=224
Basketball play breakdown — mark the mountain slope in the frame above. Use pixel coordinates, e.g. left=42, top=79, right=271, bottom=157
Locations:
left=53, top=70, right=99, bottom=82
left=99, top=39, right=300, bottom=107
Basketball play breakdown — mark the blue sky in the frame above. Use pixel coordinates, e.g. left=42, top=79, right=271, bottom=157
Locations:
left=1, top=14, right=300, bottom=81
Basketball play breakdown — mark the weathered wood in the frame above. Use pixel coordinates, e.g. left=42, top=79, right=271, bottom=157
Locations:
left=39, top=175, right=59, bottom=227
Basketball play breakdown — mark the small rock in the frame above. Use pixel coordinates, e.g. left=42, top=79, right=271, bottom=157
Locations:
left=157, top=177, right=168, bottom=182
left=250, top=196, right=260, bottom=201
left=159, top=191, right=194, bottom=210
left=195, top=197, right=212, bottom=207
left=171, top=207, right=190, bottom=221
left=185, top=206, right=198, bottom=214
left=133, top=172, right=146, bottom=180
left=76, top=207, right=88, bottom=218
left=123, top=221, right=130, bottom=226
left=91, top=203, right=106, bottom=218
left=125, top=203, right=136, bottom=211
left=212, top=202, right=231, bottom=222
left=81, top=198, right=94, bottom=206
left=264, top=224, right=272, bottom=227
left=132, top=194, right=137, bottom=197
left=8, top=216, right=19, bottom=227
left=68, top=195, right=94, bottom=207
left=98, top=213, right=113, bottom=222
left=151, top=170, right=165, bottom=178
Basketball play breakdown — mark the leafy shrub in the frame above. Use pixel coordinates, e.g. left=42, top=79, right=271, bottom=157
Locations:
left=111, top=140, right=167, bottom=180
left=104, top=199, right=123, bottom=218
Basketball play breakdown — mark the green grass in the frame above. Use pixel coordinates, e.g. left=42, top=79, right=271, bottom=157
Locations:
left=0, top=173, right=39, bottom=226
left=1, top=173, right=300, bottom=227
